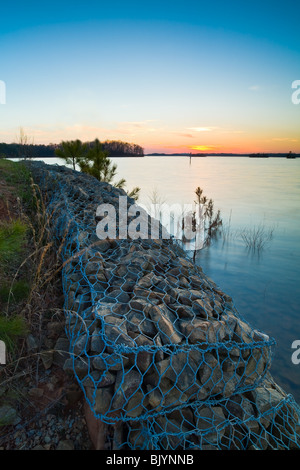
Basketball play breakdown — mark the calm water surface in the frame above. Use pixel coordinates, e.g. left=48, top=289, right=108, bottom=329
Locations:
left=24, top=156, right=300, bottom=403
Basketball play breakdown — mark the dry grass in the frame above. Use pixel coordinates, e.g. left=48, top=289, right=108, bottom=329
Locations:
left=0, top=160, right=68, bottom=426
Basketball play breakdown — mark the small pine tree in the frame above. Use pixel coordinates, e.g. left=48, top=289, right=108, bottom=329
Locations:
left=194, top=186, right=222, bottom=245
left=55, top=139, right=88, bottom=170
left=79, top=139, right=141, bottom=200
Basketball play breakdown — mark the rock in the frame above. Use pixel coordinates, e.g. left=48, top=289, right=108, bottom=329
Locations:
left=90, top=328, right=105, bottom=353
left=194, top=406, right=226, bottom=444
left=125, top=391, right=148, bottom=418
left=252, top=385, right=285, bottom=428
left=148, top=304, right=182, bottom=345
left=73, top=333, right=89, bottom=356
left=180, top=319, right=226, bottom=343
left=133, top=335, right=155, bottom=373
left=155, top=352, right=201, bottom=395
left=26, top=334, right=38, bottom=351
left=103, top=317, right=135, bottom=348
left=234, top=318, right=254, bottom=344
left=63, top=356, right=89, bottom=379
left=0, top=405, right=20, bottom=425
left=28, top=387, right=44, bottom=398
left=226, top=395, right=259, bottom=433
left=137, top=272, right=163, bottom=288
left=56, top=439, right=75, bottom=450
left=192, top=298, right=214, bottom=318
left=94, top=388, right=114, bottom=415
left=171, top=304, right=195, bottom=319
left=129, top=298, right=151, bottom=313
left=53, top=337, right=70, bottom=366
left=243, top=347, right=270, bottom=385
left=126, top=311, right=157, bottom=337
left=41, top=350, right=53, bottom=370
left=85, top=370, right=116, bottom=389
left=155, top=416, right=191, bottom=449
left=92, top=352, right=129, bottom=371
left=112, top=369, right=143, bottom=411
left=109, top=289, right=130, bottom=303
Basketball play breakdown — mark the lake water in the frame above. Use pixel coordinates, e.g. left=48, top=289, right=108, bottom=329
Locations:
left=16, top=155, right=300, bottom=403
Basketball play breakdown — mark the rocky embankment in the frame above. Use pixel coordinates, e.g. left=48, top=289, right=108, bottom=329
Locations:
left=25, top=161, right=300, bottom=450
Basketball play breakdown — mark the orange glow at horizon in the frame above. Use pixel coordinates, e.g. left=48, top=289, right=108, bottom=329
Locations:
left=189, top=145, right=218, bottom=152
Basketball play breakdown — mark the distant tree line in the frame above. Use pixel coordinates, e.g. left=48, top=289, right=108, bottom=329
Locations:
left=0, top=143, right=57, bottom=158
left=101, top=140, right=144, bottom=157
left=0, top=140, right=144, bottom=158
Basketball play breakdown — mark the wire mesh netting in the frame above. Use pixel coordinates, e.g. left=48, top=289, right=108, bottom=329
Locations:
left=26, top=160, right=300, bottom=450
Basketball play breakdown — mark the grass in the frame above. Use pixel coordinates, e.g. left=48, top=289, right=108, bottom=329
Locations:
left=0, top=160, right=37, bottom=355
left=0, top=159, right=81, bottom=441
left=0, top=315, right=28, bottom=352
left=0, top=158, right=65, bottom=365
left=0, top=219, right=28, bottom=264
left=0, top=280, right=30, bottom=304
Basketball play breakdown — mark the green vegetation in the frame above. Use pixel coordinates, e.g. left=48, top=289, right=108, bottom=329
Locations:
left=0, top=138, right=144, bottom=159
left=194, top=186, right=223, bottom=240
left=0, top=219, right=28, bottom=264
left=0, top=315, right=28, bottom=352
left=0, top=280, right=30, bottom=304
left=54, top=139, right=88, bottom=170
left=55, top=138, right=141, bottom=200
left=78, top=138, right=122, bottom=185
left=191, top=186, right=222, bottom=248
left=0, top=159, right=34, bottom=355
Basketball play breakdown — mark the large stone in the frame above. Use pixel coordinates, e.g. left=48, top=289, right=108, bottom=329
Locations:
left=56, top=440, right=75, bottom=450
left=112, top=369, right=143, bottom=411
left=252, top=385, right=285, bottom=428
left=41, top=350, right=53, bottom=370
left=243, top=347, right=270, bottom=386
left=0, top=405, right=20, bottom=426
left=155, top=352, right=201, bottom=394
left=194, top=406, right=226, bottom=445
left=92, top=352, right=129, bottom=371
left=133, top=335, right=155, bottom=373
left=148, top=305, right=182, bottom=345
left=90, top=328, right=105, bottom=353
left=137, top=272, right=163, bottom=288
left=94, top=387, right=114, bottom=415
left=53, top=337, right=70, bottom=366
left=126, top=311, right=157, bottom=337
left=180, top=319, right=226, bottom=343
left=73, top=333, right=89, bottom=355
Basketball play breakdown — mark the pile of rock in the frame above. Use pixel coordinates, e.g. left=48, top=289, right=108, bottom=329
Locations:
left=26, top=161, right=300, bottom=450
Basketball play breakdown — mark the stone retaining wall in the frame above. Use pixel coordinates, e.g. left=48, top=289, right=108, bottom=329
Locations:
left=25, top=161, right=300, bottom=450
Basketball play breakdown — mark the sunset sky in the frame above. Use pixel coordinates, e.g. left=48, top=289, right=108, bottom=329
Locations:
left=0, top=0, right=300, bottom=154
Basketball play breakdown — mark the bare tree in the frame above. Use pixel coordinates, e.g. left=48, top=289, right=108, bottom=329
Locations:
left=16, top=127, right=34, bottom=160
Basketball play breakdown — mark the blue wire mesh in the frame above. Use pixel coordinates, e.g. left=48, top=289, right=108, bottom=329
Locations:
left=25, top=161, right=300, bottom=450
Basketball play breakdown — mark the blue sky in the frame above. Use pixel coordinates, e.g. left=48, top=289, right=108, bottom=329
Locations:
left=0, top=1, right=299, bottom=153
